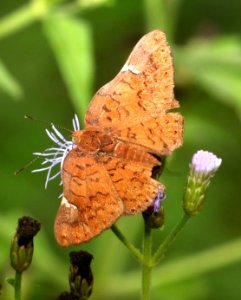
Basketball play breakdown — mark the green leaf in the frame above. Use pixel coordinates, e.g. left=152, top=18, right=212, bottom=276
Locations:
left=0, top=60, right=23, bottom=100
left=43, top=13, right=94, bottom=123
left=80, top=0, right=115, bottom=7
left=5, top=277, right=15, bottom=287
left=174, top=36, right=241, bottom=118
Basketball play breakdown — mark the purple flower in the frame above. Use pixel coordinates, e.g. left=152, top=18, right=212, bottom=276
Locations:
left=153, top=190, right=165, bottom=212
left=183, top=150, right=222, bottom=215
left=191, top=150, right=222, bottom=173
left=143, top=189, right=165, bottom=228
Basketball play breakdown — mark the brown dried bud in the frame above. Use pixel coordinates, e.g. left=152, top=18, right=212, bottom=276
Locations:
left=10, top=216, right=41, bottom=272
left=69, top=251, right=93, bottom=300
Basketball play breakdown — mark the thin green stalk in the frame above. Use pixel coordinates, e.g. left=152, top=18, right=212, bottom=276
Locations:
left=143, top=0, right=183, bottom=43
left=0, top=1, right=48, bottom=41
left=143, top=0, right=168, bottom=32
left=0, top=0, right=103, bottom=41
left=104, top=237, right=241, bottom=297
left=141, top=222, right=152, bottom=300
left=166, top=0, right=182, bottom=43
left=152, top=213, right=190, bottom=265
left=14, top=271, right=22, bottom=300
left=111, top=225, right=144, bottom=263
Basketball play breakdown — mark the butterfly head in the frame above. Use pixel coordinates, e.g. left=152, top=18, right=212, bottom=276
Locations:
left=72, top=129, right=102, bottom=152
left=72, top=130, right=83, bottom=146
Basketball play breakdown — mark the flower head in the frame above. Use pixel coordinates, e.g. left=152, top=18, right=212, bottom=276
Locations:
left=143, top=189, right=165, bottom=229
left=10, top=216, right=41, bottom=272
left=183, top=150, right=222, bottom=215
left=69, top=251, right=94, bottom=299
left=57, top=292, right=79, bottom=300
left=32, top=115, right=80, bottom=188
left=191, top=150, right=222, bottom=174
left=153, top=190, right=165, bottom=213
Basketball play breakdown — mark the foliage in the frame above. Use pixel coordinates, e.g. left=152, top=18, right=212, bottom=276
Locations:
left=0, top=0, right=241, bottom=299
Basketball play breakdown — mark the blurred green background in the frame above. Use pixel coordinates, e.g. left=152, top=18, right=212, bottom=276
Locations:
left=0, top=0, right=241, bottom=299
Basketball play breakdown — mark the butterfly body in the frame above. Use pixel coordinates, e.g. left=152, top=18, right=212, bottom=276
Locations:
left=54, top=30, right=183, bottom=246
left=72, top=128, right=116, bottom=153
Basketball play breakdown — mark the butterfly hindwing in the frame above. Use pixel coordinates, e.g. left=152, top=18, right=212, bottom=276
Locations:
left=98, top=151, right=164, bottom=215
left=55, top=148, right=124, bottom=246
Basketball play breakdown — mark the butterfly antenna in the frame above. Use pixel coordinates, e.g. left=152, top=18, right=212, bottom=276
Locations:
left=24, top=115, right=73, bottom=133
left=14, top=156, right=40, bottom=175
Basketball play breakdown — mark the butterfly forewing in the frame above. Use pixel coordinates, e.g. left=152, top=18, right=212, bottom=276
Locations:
left=84, top=30, right=183, bottom=155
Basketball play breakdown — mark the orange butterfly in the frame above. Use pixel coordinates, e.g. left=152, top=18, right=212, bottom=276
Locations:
left=35, top=30, right=183, bottom=246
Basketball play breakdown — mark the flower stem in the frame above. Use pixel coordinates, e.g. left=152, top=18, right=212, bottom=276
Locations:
left=141, top=221, right=152, bottom=300
left=143, top=0, right=168, bottom=32
left=0, top=1, right=48, bottom=41
left=111, top=225, right=144, bottom=263
left=14, top=270, right=22, bottom=300
left=152, top=213, right=191, bottom=265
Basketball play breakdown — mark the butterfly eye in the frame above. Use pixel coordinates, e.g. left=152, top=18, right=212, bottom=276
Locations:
left=72, top=136, right=78, bottom=145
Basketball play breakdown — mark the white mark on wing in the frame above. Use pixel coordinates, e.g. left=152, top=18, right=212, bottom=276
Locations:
left=61, top=196, right=77, bottom=209
left=121, top=63, right=141, bottom=74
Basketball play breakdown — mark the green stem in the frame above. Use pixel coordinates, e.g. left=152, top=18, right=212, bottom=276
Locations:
left=0, top=1, right=48, bottom=41
left=143, top=0, right=168, bottom=32
left=14, top=271, right=22, bottom=300
left=111, top=225, right=144, bottom=263
left=143, top=0, right=182, bottom=43
left=152, top=213, right=190, bottom=265
left=141, top=221, right=152, bottom=300
left=105, top=237, right=241, bottom=297
left=166, top=0, right=182, bottom=43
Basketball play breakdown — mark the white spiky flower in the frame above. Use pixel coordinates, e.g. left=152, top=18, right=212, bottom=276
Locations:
left=32, top=115, right=80, bottom=189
